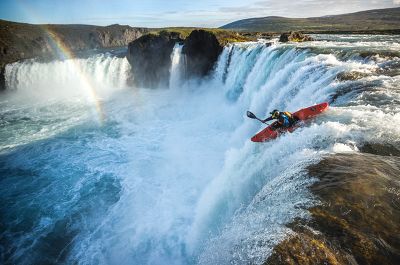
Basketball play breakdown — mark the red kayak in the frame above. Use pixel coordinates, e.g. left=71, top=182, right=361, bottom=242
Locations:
left=251, top=102, right=329, bottom=142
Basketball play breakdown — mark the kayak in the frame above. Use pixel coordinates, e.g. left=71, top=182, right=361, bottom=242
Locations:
left=251, top=102, right=329, bottom=142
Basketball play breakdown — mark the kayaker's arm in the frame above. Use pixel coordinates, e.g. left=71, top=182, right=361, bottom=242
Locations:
left=262, top=116, right=273, bottom=123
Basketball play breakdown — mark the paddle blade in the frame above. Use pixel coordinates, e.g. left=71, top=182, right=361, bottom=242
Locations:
left=247, top=111, right=257, bottom=119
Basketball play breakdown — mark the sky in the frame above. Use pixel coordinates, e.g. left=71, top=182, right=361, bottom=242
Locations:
left=0, top=0, right=399, bottom=28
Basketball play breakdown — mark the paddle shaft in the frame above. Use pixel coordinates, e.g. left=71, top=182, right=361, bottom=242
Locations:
left=247, top=111, right=268, bottom=124
left=255, top=117, right=267, bottom=124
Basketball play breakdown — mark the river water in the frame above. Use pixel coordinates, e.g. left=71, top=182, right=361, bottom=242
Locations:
left=1, top=35, right=399, bottom=264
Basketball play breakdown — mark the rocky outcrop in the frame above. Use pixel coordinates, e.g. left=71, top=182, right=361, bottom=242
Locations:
left=126, top=29, right=226, bottom=88
left=336, top=71, right=371, bottom=81
left=127, top=31, right=183, bottom=88
left=0, top=66, right=5, bottom=91
left=265, top=153, right=400, bottom=265
left=0, top=19, right=147, bottom=90
left=182, top=30, right=223, bottom=78
left=279, top=31, right=313, bottom=42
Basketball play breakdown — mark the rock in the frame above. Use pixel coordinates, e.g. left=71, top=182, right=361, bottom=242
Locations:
left=0, top=19, right=147, bottom=81
left=125, top=29, right=249, bottom=87
left=265, top=153, right=400, bottom=265
left=336, top=71, right=370, bottom=81
left=360, top=142, right=400, bottom=156
left=266, top=226, right=345, bottom=265
left=256, top=32, right=273, bottom=39
left=182, top=30, right=223, bottom=78
left=0, top=66, right=5, bottom=91
left=279, top=31, right=313, bottom=42
left=127, top=31, right=183, bottom=88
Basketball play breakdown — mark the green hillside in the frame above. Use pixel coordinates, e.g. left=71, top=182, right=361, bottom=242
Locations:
left=221, top=7, right=400, bottom=33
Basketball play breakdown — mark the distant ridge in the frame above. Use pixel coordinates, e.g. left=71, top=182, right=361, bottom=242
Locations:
left=221, top=7, right=400, bottom=32
left=0, top=19, right=147, bottom=67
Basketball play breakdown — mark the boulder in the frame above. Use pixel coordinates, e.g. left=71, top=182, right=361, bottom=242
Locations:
left=279, top=31, right=313, bottom=42
left=182, top=30, right=223, bottom=78
left=265, top=153, right=400, bottom=265
left=127, top=31, right=183, bottom=88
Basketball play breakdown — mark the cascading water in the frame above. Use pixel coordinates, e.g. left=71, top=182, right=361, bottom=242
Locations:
left=169, top=43, right=184, bottom=89
left=5, top=52, right=131, bottom=98
left=1, top=52, right=131, bottom=150
left=1, top=35, right=399, bottom=265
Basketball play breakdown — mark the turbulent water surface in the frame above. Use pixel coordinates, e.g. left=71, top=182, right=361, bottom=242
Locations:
left=1, top=35, right=399, bottom=264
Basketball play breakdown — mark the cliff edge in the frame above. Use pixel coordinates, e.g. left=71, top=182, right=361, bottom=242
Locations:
left=0, top=20, right=147, bottom=90
left=126, top=29, right=251, bottom=88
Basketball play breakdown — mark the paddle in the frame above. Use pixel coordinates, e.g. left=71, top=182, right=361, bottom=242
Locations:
left=246, top=111, right=268, bottom=124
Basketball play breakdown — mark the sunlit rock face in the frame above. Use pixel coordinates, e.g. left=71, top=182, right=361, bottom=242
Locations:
left=265, top=153, right=400, bottom=265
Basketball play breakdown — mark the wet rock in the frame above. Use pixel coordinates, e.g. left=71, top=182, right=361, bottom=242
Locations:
left=360, top=142, right=400, bottom=157
left=266, top=225, right=346, bottom=265
left=279, top=31, right=313, bottom=42
left=256, top=32, right=274, bottom=39
left=0, top=66, right=5, bottom=91
left=265, top=153, right=400, bottom=265
left=182, top=30, right=223, bottom=78
left=127, top=31, right=183, bottom=88
left=336, top=71, right=371, bottom=81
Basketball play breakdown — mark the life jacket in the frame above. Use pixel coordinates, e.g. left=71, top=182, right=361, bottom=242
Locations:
left=278, top=112, right=294, bottom=127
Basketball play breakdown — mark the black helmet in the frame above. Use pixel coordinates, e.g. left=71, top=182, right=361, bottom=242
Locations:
left=270, top=109, right=279, bottom=118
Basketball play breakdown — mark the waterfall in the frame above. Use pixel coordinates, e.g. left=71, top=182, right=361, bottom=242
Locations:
left=169, top=43, right=184, bottom=89
left=1, top=36, right=399, bottom=265
left=4, top=53, right=131, bottom=99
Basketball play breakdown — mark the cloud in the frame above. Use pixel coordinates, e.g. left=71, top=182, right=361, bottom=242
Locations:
left=394, top=0, right=400, bottom=5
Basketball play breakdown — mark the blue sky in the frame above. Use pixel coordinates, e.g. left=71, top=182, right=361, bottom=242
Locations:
left=1, top=0, right=399, bottom=27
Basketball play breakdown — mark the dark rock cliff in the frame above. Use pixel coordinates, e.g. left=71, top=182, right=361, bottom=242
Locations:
left=182, top=30, right=223, bottom=78
left=127, top=31, right=183, bottom=88
left=0, top=19, right=147, bottom=90
left=126, top=29, right=225, bottom=88
left=0, top=66, right=5, bottom=91
left=127, top=30, right=223, bottom=88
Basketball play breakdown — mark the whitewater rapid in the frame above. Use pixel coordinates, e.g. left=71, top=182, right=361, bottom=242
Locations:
left=1, top=35, right=399, bottom=265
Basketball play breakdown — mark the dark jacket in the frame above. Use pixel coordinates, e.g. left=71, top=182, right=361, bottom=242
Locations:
left=263, top=111, right=296, bottom=127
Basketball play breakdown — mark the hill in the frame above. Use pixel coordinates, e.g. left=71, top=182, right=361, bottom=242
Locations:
left=0, top=20, right=147, bottom=68
left=221, top=7, right=400, bottom=33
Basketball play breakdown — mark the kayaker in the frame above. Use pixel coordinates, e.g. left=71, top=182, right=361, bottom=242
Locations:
left=262, top=110, right=297, bottom=129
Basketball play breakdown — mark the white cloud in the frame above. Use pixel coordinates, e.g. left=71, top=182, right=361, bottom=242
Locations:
left=393, top=0, right=400, bottom=5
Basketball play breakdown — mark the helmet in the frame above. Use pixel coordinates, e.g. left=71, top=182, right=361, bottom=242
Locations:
left=270, top=109, right=279, bottom=119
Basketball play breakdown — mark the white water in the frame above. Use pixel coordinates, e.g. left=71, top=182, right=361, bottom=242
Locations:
left=5, top=53, right=131, bottom=100
left=1, top=37, right=400, bottom=265
left=169, top=43, right=184, bottom=89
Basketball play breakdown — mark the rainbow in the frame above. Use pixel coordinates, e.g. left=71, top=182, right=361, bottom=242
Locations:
left=13, top=1, right=106, bottom=124
left=42, top=25, right=105, bottom=124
